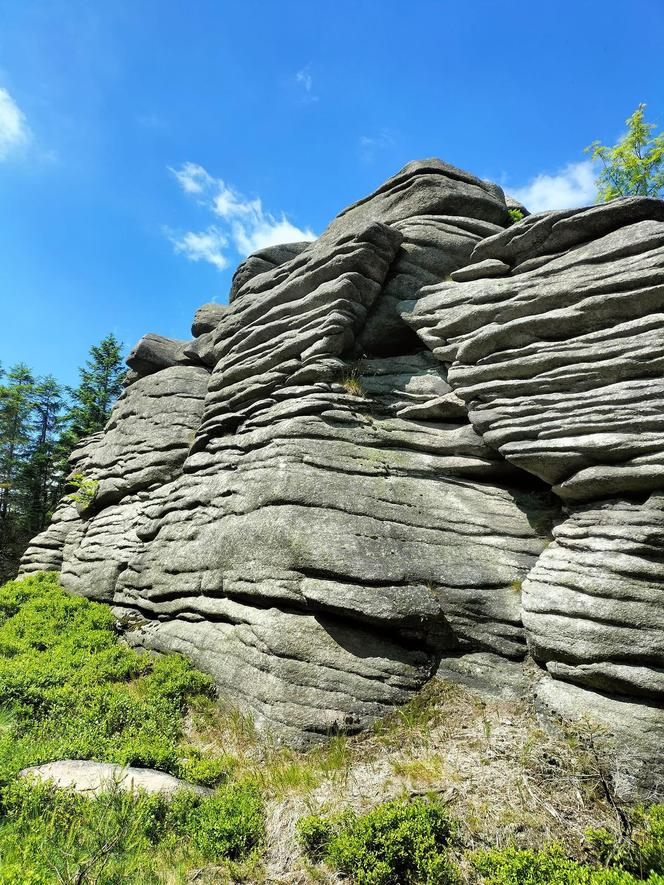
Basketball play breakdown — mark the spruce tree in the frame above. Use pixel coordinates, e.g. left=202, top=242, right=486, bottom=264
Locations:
left=0, top=364, right=35, bottom=579
left=21, top=376, right=65, bottom=533
left=65, top=333, right=126, bottom=441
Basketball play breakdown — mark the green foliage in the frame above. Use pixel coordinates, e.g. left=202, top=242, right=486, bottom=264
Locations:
left=64, top=333, right=126, bottom=441
left=0, top=572, right=216, bottom=785
left=0, top=334, right=125, bottom=579
left=0, top=572, right=265, bottom=882
left=586, top=805, right=664, bottom=878
left=297, top=797, right=460, bottom=884
left=472, top=843, right=664, bottom=885
left=65, top=471, right=99, bottom=509
left=181, top=780, right=264, bottom=861
left=508, top=207, right=525, bottom=223
left=340, top=371, right=366, bottom=398
left=0, top=776, right=263, bottom=883
left=586, top=104, right=664, bottom=201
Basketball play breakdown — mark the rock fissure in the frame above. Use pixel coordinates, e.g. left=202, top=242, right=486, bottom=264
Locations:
left=20, top=158, right=664, bottom=796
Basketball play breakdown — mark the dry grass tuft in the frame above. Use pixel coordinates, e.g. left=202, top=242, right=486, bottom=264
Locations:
left=184, top=679, right=624, bottom=883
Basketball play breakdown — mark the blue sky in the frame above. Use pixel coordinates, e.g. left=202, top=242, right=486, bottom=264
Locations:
left=1, top=0, right=663, bottom=385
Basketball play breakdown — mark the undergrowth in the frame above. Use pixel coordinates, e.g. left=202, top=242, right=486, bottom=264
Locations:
left=0, top=573, right=663, bottom=884
left=0, top=573, right=264, bottom=882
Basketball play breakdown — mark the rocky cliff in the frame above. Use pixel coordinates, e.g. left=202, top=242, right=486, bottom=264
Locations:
left=21, top=159, right=664, bottom=798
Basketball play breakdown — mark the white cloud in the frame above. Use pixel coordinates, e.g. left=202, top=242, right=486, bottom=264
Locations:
left=510, top=160, right=596, bottom=213
left=295, top=65, right=318, bottom=103
left=169, top=162, right=316, bottom=270
left=170, top=227, right=230, bottom=270
left=168, top=162, right=213, bottom=194
left=0, top=88, right=30, bottom=160
left=231, top=215, right=317, bottom=254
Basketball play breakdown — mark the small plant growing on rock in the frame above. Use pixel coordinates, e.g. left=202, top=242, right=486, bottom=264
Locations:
left=66, top=471, right=99, bottom=509
left=508, top=207, right=525, bottom=224
left=340, top=369, right=366, bottom=398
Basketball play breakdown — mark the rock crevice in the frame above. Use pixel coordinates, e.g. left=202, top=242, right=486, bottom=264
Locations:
left=21, top=159, right=664, bottom=794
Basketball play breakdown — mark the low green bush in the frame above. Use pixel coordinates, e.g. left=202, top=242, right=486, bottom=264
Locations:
left=297, top=796, right=460, bottom=884
left=586, top=805, right=664, bottom=878
left=472, top=844, right=664, bottom=885
left=0, top=572, right=216, bottom=786
left=0, top=573, right=265, bottom=882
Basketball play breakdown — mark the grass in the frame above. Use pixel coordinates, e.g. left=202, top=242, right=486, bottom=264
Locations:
left=0, top=572, right=663, bottom=884
left=0, top=573, right=265, bottom=882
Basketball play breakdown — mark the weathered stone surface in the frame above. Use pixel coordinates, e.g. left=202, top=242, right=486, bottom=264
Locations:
left=19, top=160, right=664, bottom=791
left=21, top=760, right=211, bottom=797
left=126, top=333, right=191, bottom=378
left=80, top=365, right=209, bottom=511
left=523, top=492, right=664, bottom=700
left=450, top=258, right=511, bottom=282
left=535, top=676, right=664, bottom=802
left=19, top=500, right=81, bottom=575
left=229, top=241, right=312, bottom=303
left=400, top=200, right=664, bottom=502
left=323, top=159, right=510, bottom=356
left=436, top=653, right=530, bottom=699
left=192, top=302, right=229, bottom=337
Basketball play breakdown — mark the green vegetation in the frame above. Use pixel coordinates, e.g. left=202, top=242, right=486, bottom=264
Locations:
left=340, top=371, right=366, bottom=398
left=0, top=571, right=663, bottom=884
left=298, top=797, right=460, bottom=884
left=472, top=843, right=664, bottom=885
left=65, top=471, right=99, bottom=510
left=0, top=777, right=264, bottom=883
left=0, top=334, right=125, bottom=581
left=508, top=207, right=525, bottom=223
left=298, top=796, right=664, bottom=885
left=586, top=104, right=664, bottom=201
left=586, top=805, right=664, bottom=879
left=0, top=572, right=264, bottom=882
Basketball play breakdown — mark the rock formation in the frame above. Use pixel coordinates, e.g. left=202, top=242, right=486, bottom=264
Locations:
left=21, top=159, right=664, bottom=797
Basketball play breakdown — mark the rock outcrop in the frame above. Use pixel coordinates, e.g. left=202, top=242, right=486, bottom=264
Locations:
left=21, top=159, right=664, bottom=797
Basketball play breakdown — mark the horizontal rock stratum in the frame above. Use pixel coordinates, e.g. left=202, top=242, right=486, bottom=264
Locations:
left=21, top=159, right=664, bottom=798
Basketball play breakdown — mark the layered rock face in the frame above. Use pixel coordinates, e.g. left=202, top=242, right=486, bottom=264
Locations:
left=21, top=159, right=664, bottom=792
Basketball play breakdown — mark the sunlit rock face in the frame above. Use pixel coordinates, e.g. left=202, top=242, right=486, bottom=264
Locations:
left=22, top=160, right=664, bottom=794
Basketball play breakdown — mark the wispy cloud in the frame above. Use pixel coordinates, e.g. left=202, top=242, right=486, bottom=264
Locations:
left=510, top=160, right=597, bottom=213
left=0, top=88, right=30, bottom=160
left=169, top=161, right=213, bottom=194
left=169, top=162, right=317, bottom=270
left=170, top=227, right=229, bottom=270
left=358, top=129, right=396, bottom=163
left=295, top=65, right=318, bottom=103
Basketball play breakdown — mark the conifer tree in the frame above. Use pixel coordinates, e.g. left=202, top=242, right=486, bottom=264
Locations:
left=21, top=376, right=65, bottom=533
left=65, top=333, right=126, bottom=442
left=0, top=364, right=35, bottom=579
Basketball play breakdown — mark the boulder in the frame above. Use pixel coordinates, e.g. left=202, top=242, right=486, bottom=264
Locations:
left=21, top=760, right=211, bottom=797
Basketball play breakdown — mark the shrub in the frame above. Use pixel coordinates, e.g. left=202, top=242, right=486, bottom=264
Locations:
left=0, top=573, right=215, bottom=785
left=508, top=208, right=525, bottom=224
left=297, top=796, right=460, bottom=884
left=65, top=471, right=99, bottom=509
left=472, top=844, right=664, bottom=885
left=586, top=805, right=664, bottom=878
left=186, top=780, right=264, bottom=861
